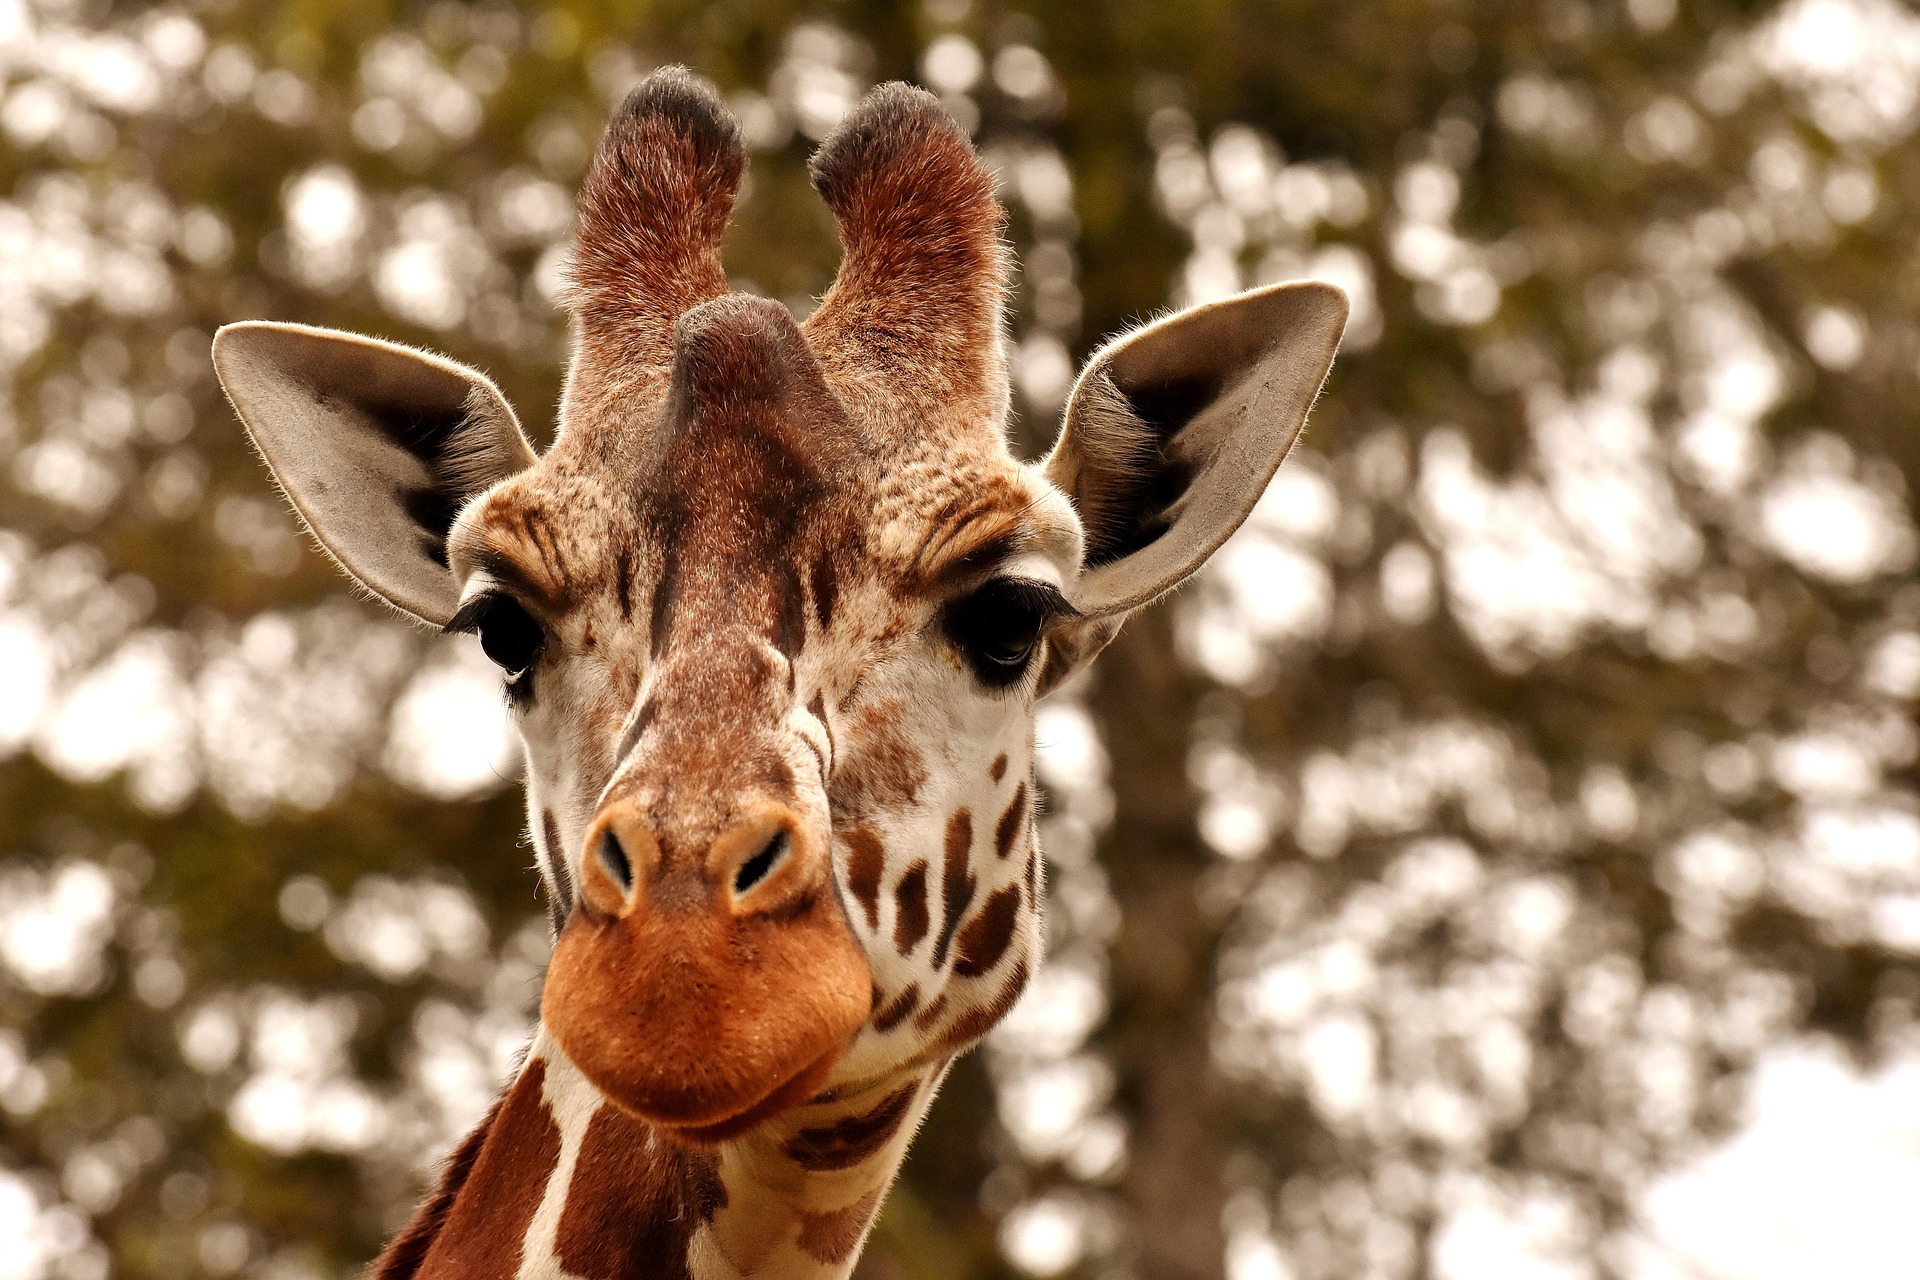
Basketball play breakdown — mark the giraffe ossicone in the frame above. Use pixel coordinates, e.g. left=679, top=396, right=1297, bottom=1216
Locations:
left=212, top=67, right=1345, bottom=1280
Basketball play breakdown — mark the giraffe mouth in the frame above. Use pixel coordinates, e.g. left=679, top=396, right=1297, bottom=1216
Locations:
left=544, top=981, right=863, bottom=1141
left=540, top=864, right=873, bottom=1139
left=664, top=1044, right=846, bottom=1144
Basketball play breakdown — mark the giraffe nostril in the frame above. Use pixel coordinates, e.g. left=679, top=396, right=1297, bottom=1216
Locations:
left=733, top=829, right=789, bottom=897
left=597, top=829, right=634, bottom=896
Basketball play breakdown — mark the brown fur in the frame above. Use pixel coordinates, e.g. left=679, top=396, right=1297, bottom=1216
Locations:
left=555, top=1104, right=726, bottom=1280
left=797, top=1187, right=884, bottom=1264
left=912, top=993, right=951, bottom=1032
left=954, top=885, right=1021, bottom=979
left=930, top=809, right=976, bottom=971
left=537, top=294, right=884, bottom=1134
left=873, top=983, right=920, bottom=1032
left=831, top=700, right=928, bottom=818
left=784, top=1085, right=918, bottom=1171
left=372, top=1091, right=504, bottom=1279
left=994, top=783, right=1028, bottom=860
left=401, top=1060, right=559, bottom=1280
left=844, top=825, right=886, bottom=930
left=215, top=57, right=1348, bottom=1277
left=893, top=861, right=930, bottom=954
left=545, top=799, right=871, bottom=1130
left=809, top=556, right=839, bottom=632
left=445, top=77, right=1038, bottom=1274
left=907, top=486, right=1040, bottom=592
left=804, top=84, right=1008, bottom=433
left=567, top=68, right=743, bottom=408
left=938, top=959, right=1032, bottom=1053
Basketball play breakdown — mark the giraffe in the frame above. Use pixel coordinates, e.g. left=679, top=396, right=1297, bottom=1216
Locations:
left=210, top=69, right=1345, bottom=1279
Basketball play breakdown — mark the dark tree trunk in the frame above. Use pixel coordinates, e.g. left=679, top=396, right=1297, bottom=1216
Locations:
left=1092, top=609, right=1229, bottom=1280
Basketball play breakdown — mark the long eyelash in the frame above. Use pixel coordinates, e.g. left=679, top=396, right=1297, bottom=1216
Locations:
left=994, top=578, right=1082, bottom=623
left=443, top=594, right=495, bottom=636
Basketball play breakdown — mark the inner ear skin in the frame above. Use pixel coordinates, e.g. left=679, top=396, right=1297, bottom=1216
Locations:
left=1093, top=456, right=1191, bottom=571
left=1119, top=368, right=1227, bottom=439
left=351, top=394, right=489, bottom=569
left=402, top=487, right=461, bottom=568
left=1080, top=367, right=1228, bottom=570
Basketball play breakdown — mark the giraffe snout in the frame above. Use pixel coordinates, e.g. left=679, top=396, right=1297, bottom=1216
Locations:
left=546, top=792, right=872, bottom=1137
left=576, top=798, right=821, bottom=920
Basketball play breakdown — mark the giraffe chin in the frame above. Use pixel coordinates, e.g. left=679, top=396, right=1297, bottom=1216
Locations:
left=664, top=1048, right=844, bottom=1145
left=539, top=889, right=872, bottom=1141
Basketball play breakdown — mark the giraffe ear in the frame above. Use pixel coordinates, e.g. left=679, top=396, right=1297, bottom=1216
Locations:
left=1038, top=281, right=1347, bottom=688
left=211, top=322, right=538, bottom=626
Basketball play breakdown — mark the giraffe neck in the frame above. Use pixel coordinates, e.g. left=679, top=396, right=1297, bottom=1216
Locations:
left=378, top=1026, right=941, bottom=1280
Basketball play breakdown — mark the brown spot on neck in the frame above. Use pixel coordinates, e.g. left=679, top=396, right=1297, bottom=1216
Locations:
left=953, top=884, right=1021, bottom=979
left=930, top=808, right=976, bottom=971
left=797, top=1187, right=884, bottom=1264
left=785, top=1084, right=918, bottom=1171
left=912, top=992, right=950, bottom=1032
left=989, top=753, right=1008, bottom=782
left=994, top=782, right=1027, bottom=860
left=844, top=825, right=886, bottom=931
left=938, top=957, right=1032, bottom=1052
left=382, top=1059, right=559, bottom=1280
left=893, top=861, right=929, bottom=954
left=872, top=983, right=919, bottom=1032
left=555, top=1103, right=724, bottom=1280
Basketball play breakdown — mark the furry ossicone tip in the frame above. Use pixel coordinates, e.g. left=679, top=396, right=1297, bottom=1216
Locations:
left=807, top=82, right=996, bottom=232
left=609, top=66, right=745, bottom=173
left=567, top=65, right=747, bottom=360
left=580, top=64, right=746, bottom=234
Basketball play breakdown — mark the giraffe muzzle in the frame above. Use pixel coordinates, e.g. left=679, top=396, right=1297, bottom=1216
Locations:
left=541, top=797, right=873, bottom=1139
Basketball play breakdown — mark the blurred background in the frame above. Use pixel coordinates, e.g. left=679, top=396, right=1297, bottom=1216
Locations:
left=3, top=0, right=1919, bottom=1277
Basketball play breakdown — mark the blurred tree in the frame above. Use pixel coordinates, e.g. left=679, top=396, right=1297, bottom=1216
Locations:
left=3, top=2, right=1920, bottom=1280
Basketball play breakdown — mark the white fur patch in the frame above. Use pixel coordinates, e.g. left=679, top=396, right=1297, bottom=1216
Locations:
left=515, top=1032, right=606, bottom=1280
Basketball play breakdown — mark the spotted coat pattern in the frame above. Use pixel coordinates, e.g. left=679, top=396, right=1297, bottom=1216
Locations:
left=372, top=70, right=1058, bottom=1280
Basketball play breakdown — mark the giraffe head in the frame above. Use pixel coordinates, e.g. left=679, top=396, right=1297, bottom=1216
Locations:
left=213, top=70, right=1344, bottom=1143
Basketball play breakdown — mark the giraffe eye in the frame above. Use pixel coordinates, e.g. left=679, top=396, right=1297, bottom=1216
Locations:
left=446, top=594, right=546, bottom=685
left=944, top=579, right=1071, bottom=689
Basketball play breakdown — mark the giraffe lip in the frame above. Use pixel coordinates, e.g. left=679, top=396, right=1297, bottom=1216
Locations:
left=540, top=882, right=874, bottom=1141
left=546, top=993, right=863, bottom=1139
left=551, top=1013, right=854, bottom=1140
left=660, top=1041, right=847, bottom=1144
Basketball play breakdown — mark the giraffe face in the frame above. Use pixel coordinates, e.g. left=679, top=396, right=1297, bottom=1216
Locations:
left=210, top=69, right=1346, bottom=1147
left=441, top=294, right=1079, bottom=1135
